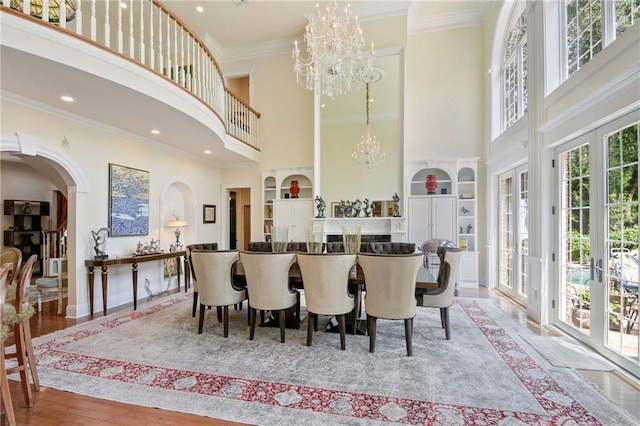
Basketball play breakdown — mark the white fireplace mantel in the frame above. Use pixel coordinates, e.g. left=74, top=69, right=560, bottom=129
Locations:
left=311, top=217, right=406, bottom=242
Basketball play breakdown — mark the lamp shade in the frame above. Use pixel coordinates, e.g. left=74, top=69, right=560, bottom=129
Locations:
left=166, top=220, right=188, bottom=228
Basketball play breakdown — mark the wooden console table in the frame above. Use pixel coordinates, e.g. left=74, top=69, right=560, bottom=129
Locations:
left=85, top=251, right=186, bottom=316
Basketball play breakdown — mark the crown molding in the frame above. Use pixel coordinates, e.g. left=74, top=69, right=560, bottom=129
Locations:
left=409, top=9, right=484, bottom=34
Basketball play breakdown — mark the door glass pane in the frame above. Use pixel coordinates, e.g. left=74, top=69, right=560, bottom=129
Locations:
left=518, top=171, right=529, bottom=298
left=500, top=176, right=514, bottom=290
left=560, top=144, right=591, bottom=334
left=604, top=123, right=639, bottom=361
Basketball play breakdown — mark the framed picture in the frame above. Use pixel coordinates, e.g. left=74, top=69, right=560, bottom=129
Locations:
left=203, top=204, right=216, bottom=223
left=108, top=163, right=149, bottom=236
left=332, top=202, right=343, bottom=218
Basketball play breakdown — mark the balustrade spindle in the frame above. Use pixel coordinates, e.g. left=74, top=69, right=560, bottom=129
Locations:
left=103, top=0, right=110, bottom=47
left=165, top=11, right=170, bottom=77
left=90, top=0, right=97, bottom=40
left=58, top=0, right=66, bottom=28
left=173, top=20, right=178, bottom=84
left=128, top=0, right=134, bottom=59
left=117, top=0, right=123, bottom=52
left=139, top=0, right=145, bottom=64
left=75, top=0, right=82, bottom=34
left=149, top=4, right=154, bottom=69
left=157, top=9, right=163, bottom=73
left=42, top=0, right=49, bottom=22
left=186, top=37, right=191, bottom=91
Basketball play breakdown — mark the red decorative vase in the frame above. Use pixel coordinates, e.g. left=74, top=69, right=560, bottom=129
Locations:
left=290, top=180, right=300, bottom=198
left=426, top=174, right=438, bottom=194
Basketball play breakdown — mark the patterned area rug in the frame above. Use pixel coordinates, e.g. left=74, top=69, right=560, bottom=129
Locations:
left=31, top=293, right=636, bottom=425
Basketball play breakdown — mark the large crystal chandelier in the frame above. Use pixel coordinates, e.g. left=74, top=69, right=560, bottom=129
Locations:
left=352, top=82, right=385, bottom=171
left=292, top=1, right=374, bottom=98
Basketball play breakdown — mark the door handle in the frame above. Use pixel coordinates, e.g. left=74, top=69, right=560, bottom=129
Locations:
left=590, top=258, right=603, bottom=283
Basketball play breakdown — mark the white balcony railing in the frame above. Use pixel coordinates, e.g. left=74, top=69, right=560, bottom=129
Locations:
left=1, top=0, right=260, bottom=149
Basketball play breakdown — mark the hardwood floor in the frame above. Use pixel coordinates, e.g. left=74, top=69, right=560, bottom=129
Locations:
left=3, top=288, right=639, bottom=425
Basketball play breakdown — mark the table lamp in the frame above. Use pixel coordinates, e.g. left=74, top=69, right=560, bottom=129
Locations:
left=166, top=216, right=188, bottom=250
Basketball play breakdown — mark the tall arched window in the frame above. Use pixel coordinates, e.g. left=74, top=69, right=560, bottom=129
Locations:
left=566, top=0, right=640, bottom=77
left=502, top=1, right=528, bottom=131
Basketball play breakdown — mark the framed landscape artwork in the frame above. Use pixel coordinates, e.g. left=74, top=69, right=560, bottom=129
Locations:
left=203, top=204, right=216, bottom=223
left=108, top=163, right=149, bottom=236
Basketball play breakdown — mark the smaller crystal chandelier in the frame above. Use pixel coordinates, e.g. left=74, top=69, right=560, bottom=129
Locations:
left=293, top=1, right=374, bottom=98
left=352, top=82, right=385, bottom=171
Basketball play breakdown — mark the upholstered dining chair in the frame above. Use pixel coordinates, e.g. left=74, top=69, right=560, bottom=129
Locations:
left=296, top=252, right=357, bottom=350
left=190, top=250, right=246, bottom=337
left=3, top=254, right=39, bottom=407
left=0, top=263, right=16, bottom=425
left=185, top=243, right=219, bottom=317
left=357, top=252, right=424, bottom=356
left=0, top=247, right=22, bottom=286
left=421, top=248, right=464, bottom=340
left=239, top=251, right=299, bottom=343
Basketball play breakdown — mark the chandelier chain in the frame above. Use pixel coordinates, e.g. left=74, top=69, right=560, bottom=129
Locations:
left=352, top=82, right=385, bottom=172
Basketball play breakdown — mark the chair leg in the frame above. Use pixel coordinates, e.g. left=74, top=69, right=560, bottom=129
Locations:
left=279, top=309, right=286, bottom=343
left=20, top=318, right=39, bottom=391
left=296, top=292, right=301, bottom=329
left=198, top=304, right=206, bottom=334
left=440, top=308, right=445, bottom=328
left=306, top=312, right=314, bottom=346
left=223, top=306, right=229, bottom=338
left=313, top=314, right=318, bottom=332
left=192, top=291, right=198, bottom=317
left=443, top=307, right=451, bottom=340
left=0, top=345, right=16, bottom=426
left=338, top=314, right=346, bottom=350
left=249, top=308, right=257, bottom=340
left=13, top=323, right=33, bottom=407
left=405, top=318, right=413, bottom=356
left=368, top=315, right=377, bottom=353
left=216, top=306, right=222, bottom=322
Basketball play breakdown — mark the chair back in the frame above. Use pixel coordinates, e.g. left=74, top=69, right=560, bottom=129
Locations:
left=248, top=241, right=272, bottom=252
left=424, top=249, right=465, bottom=308
left=186, top=243, right=219, bottom=290
left=0, top=247, right=22, bottom=285
left=190, top=250, right=245, bottom=307
left=358, top=252, right=423, bottom=320
left=239, top=251, right=297, bottom=311
left=0, top=263, right=12, bottom=342
left=0, top=263, right=13, bottom=308
left=12, top=255, right=37, bottom=314
left=297, top=253, right=356, bottom=315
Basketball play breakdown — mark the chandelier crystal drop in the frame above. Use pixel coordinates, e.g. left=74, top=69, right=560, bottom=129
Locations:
left=292, top=1, right=375, bottom=98
left=352, top=82, right=385, bottom=171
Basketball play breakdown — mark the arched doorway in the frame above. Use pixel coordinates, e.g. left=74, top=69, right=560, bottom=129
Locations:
left=1, top=135, right=88, bottom=318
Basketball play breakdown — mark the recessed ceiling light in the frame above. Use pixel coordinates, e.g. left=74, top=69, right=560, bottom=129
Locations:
left=204, top=150, right=211, bottom=154
left=196, top=6, right=203, bottom=13
left=151, top=129, right=160, bottom=135
left=61, top=95, right=74, bottom=102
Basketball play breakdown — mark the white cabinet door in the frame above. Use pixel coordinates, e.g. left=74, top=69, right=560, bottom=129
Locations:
left=459, top=252, right=478, bottom=287
left=407, top=196, right=457, bottom=245
left=274, top=200, right=313, bottom=242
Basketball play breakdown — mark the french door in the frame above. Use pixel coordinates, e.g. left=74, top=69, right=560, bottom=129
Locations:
left=498, top=165, right=529, bottom=304
left=556, top=116, right=639, bottom=372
